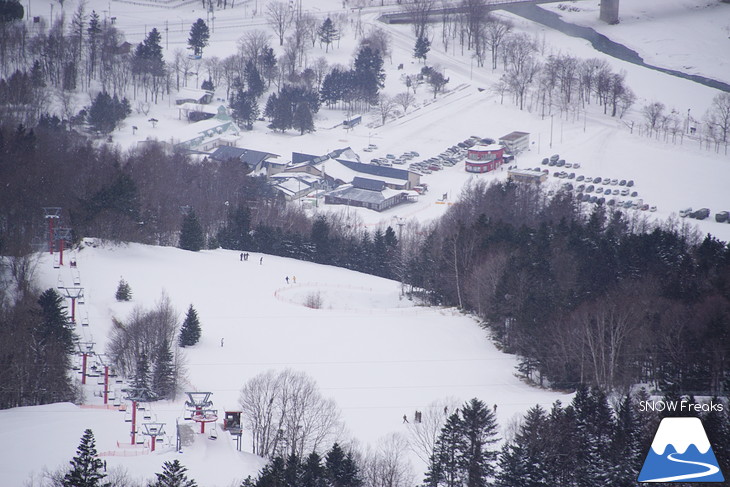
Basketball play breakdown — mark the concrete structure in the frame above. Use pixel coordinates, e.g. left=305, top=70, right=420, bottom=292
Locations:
left=499, top=131, right=530, bottom=154
left=465, top=144, right=504, bottom=173
left=599, top=0, right=620, bottom=24
left=508, top=169, right=547, bottom=184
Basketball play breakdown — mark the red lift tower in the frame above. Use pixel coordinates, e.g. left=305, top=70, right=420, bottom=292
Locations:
left=42, top=207, right=62, bottom=255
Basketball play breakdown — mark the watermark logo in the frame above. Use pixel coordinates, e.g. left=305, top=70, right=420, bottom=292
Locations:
left=638, top=417, right=725, bottom=483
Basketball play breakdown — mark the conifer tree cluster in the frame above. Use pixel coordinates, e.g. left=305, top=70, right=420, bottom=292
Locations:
left=87, top=91, right=132, bottom=134
left=425, top=399, right=500, bottom=487
left=115, top=278, right=132, bottom=301
left=264, top=85, right=318, bottom=133
left=320, top=46, right=385, bottom=108
left=187, top=18, right=210, bottom=58
left=245, top=443, right=361, bottom=487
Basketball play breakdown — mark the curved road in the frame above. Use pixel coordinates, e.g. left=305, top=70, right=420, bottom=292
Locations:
left=502, top=3, right=730, bottom=92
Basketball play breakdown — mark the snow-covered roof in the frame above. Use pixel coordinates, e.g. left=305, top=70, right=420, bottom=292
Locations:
left=178, top=103, right=221, bottom=115
left=175, top=87, right=214, bottom=101
left=470, top=144, right=504, bottom=152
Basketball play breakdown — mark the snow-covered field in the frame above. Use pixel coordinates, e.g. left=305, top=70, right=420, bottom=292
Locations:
left=0, top=244, right=571, bottom=486
left=5, top=0, right=730, bottom=484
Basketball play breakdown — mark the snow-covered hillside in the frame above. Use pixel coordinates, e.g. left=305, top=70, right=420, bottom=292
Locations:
left=0, top=243, right=570, bottom=486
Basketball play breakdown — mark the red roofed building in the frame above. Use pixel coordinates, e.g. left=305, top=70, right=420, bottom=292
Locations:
left=465, top=144, right=504, bottom=173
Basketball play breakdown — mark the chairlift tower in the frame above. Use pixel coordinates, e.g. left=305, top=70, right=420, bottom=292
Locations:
left=60, top=286, right=84, bottom=323
left=185, top=392, right=217, bottom=434
left=55, top=227, right=72, bottom=266
left=76, top=341, right=95, bottom=385
left=141, top=422, right=166, bottom=452
left=123, top=387, right=150, bottom=446
left=42, top=207, right=62, bottom=255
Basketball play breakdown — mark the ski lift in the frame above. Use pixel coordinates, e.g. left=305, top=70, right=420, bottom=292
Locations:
left=124, top=411, right=132, bottom=422
left=208, top=423, right=218, bottom=440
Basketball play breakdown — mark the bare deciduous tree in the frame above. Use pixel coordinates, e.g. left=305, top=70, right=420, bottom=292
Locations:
left=705, top=92, right=730, bottom=143
left=239, top=369, right=343, bottom=459
left=405, top=398, right=460, bottom=464
left=361, top=433, right=414, bottom=487
left=484, top=16, right=512, bottom=70
left=404, top=0, right=436, bottom=41
left=265, top=1, right=294, bottom=46
left=377, top=93, right=397, bottom=124
left=642, top=101, right=665, bottom=137
left=393, top=91, right=415, bottom=114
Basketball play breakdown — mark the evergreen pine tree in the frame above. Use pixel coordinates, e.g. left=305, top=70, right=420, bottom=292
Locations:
left=284, top=454, right=302, bottom=487
left=264, top=92, right=278, bottom=121
left=425, top=413, right=465, bottom=487
left=179, top=209, right=204, bottom=251
left=152, top=337, right=175, bottom=400
left=115, top=277, right=132, bottom=301
left=496, top=405, right=550, bottom=487
left=179, top=304, right=202, bottom=347
left=231, top=89, right=260, bottom=130
left=610, top=394, right=642, bottom=486
left=325, top=444, right=361, bottom=487
left=151, top=459, right=198, bottom=487
left=37, top=288, right=75, bottom=352
left=353, top=46, right=385, bottom=105
left=293, top=102, right=314, bottom=135
left=259, top=47, right=278, bottom=88
left=301, top=452, right=327, bottom=487
left=459, top=398, right=500, bottom=487
left=244, top=60, right=265, bottom=99
left=132, top=353, right=155, bottom=401
left=62, top=429, right=107, bottom=487
left=187, top=19, right=210, bottom=57
left=317, top=17, right=338, bottom=53
left=414, top=35, right=431, bottom=63
left=270, top=90, right=293, bottom=132
left=258, top=457, right=287, bottom=487
left=572, top=386, right=615, bottom=486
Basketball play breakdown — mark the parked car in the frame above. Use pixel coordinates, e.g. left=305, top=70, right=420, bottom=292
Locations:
left=368, top=143, right=378, bottom=149
left=640, top=204, right=649, bottom=211
left=590, top=196, right=598, bottom=203
left=548, top=160, right=557, bottom=166
left=582, top=194, right=591, bottom=202
left=597, top=197, right=606, bottom=205
left=619, top=179, right=627, bottom=186
left=557, top=159, right=566, bottom=167
left=692, top=208, right=710, bottom=220
left=679, top=207, right=693, bottom=218
left=568, top=173, right=575, bottom=179
left=716, top=211, right=730, bottom=223
left=612, top=189, right=620, bottom=195
left=585, top=177, right=593, bottom=183
left=621, top=188, right=630, bottom=196
left=363, top=147, right=373, bottom=152
left=550, top=154, right=560, bottom=162
left=542, top=158, right=549, bottom=165
left=631, top=191, right=638, bottom=198
left=627, top=180, right=635, bottom=187
left=594, top=177, right=602, bottom=183
left=576, top=175, right=585, bottom=182
left=586, top=185, right=595, bottom=193
left=577, top=184, right=586, bottom=192
left=610, top=179, right=618, bottom=185
left=650, top=206, right=657, bottom=212
left=608, top=199, right=616, bottom=206
left=386, top=154, right=395, bottom=159
left=565, top=163, right=573, bottom=168
left=573, top=163, right=581, bottom=169
left=596, top=187, right=604, bottom=194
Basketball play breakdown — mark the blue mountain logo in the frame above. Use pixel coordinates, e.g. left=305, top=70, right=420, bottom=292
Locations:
left=638, top=417, right=725, bottom=482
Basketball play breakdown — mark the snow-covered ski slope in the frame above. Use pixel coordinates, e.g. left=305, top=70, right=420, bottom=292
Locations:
left=0, top=243, right=570, bottom=486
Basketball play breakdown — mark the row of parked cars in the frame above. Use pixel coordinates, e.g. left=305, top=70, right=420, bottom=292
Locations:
left=537, top=155, right=655, bottom=211
left=407, top=143, right=469, bottom=175
left=679, top=208, right=730, bottom=222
